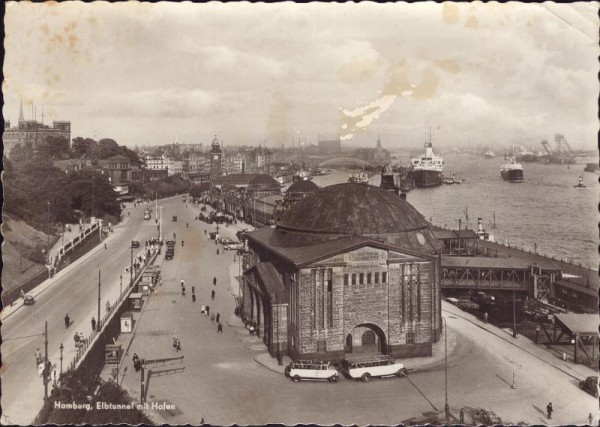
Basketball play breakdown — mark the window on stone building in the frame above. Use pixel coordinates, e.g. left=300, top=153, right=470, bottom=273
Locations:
left=352, top=274, right=356, bottom=285
left=375, top=272, right=379, bottom=283
left=382, top=272, right=387, bottom=283
left=344, top=273, right=349, bottom=286
left=406, top=331, right=415, bottom=345
left=367, top=272, right=372, bottom=284
left=359, top=273, right=364, bottom=284
left=317, top=339, right=327, bottom=353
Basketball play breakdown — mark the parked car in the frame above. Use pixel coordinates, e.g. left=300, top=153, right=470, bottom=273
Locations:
left=172, top=216, right=178, bottom=222
left=284, top=360, right=338, bottom=383
left=338, top=355, right=408, bottom=382
left=220, top=238, right=235, bottom=245
left=165, top=249, right=174, bottom=260
left=225, top=243, right=244, bottom=251
left=131, top=241, right=140, bottom=248
left=580, top=376, right=598, bottom=398
left=166, top=240, right=176, bottom=246
left=209, top=232, right=218, bottom=240
left=23, top=294, right=35, bottom=305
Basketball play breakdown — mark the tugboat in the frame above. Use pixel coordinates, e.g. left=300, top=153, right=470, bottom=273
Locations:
left=500, top=156, right=524, bottom=182
left=410, top=129, right=444, bottom=188
left=574, top=176, right=586, bottom=189
left=443, top=174, right=460, bottom=185
left=484, top=151, right=496, bottom=159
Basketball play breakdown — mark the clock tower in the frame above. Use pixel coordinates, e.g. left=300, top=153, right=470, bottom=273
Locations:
left=210, top=135, right=223, bottom=180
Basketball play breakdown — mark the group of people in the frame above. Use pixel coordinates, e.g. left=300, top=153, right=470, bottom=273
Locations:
left=173, top=337, right=182, bottom=352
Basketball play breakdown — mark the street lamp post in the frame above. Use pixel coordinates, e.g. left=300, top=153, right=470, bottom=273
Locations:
left=120, top=274, right=123, bottom=297
left=59, top=343, right=64, bottom=380
left=512, top=288, right=518, bottom=338
left=130, top=243, right=134, bottom=286
left=442, top=316, right=449, bottom=421
left=43, top=321, right=49, bottom=400
left=46, top=201, right=51, bottom=265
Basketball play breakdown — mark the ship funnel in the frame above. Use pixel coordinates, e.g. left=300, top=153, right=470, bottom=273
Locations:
left=477, top=218, right=484, bottom=232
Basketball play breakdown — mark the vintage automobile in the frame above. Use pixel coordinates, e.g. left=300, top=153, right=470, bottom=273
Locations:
left=579, top=376, right=599, bottom=398
left=224, top=243, right=244, bottom=251
left=172, top=216, right=178, bottom=222
left=338, top=355, right=408, bottom=382
left=284, top=360, right=338, bottom=383
left=131, top=241, right=140, bottom=248
left=165, top=240, right=176, bottom=247
left=23, top=294, right=35, bottom=305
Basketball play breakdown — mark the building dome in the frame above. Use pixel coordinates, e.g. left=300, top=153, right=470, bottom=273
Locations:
left=286, top=179, right=319, bottom=195
left=275, top=183, right=441, bottom=253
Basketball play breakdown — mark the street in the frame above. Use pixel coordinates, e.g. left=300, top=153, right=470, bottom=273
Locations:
left=3, top=195, right=596, bottom=425
left=1, top=198, right=173, bottom=425
left=120, top=198, right=598, bottom=425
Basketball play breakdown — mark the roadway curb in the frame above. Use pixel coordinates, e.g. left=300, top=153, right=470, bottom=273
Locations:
left=442, top=307, right=587, bottom=382
left=253, top=353, right=285, bottom=375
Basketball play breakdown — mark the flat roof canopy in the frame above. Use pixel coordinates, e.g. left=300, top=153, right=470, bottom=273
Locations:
left=554, top=313, right=598, bottom=335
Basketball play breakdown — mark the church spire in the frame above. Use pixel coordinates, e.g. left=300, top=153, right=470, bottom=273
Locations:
left=18, top=99, right=24, bottom=122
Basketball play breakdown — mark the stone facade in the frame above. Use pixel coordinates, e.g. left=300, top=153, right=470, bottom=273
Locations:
left=243, top=241, right=441, bottom=361
left=242, top=183, right=442, bottom=362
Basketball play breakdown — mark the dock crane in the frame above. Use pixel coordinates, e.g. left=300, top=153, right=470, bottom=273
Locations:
left=541, top=140, right=553, bottom=154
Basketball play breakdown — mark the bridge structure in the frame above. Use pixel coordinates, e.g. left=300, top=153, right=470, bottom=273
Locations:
left=317, top=156, right=376, bottom=169
left=440, top=256, right=561, bottom=296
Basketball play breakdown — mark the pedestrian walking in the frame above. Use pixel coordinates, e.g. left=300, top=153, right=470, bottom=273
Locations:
left=182, top=286, right=186, bottom=296
left=483, top=312, right=488, bottom=323
left=216, top=313, right=220, bottom=324
left=192, top=286, right=195, bottom=295
left=176, top=338, right=182, bottom=352
left=201, top=305, right=206, bottom=315
left=459, top=408, right=465, bottom=424
left=35, top=348, right=42, bottom=366
left=589, top=413, right=593, bottom=425
left=192, top=294, right=196, bottom=303
left=546, top=402, right=553, bottom=419
left=211, top=313, right=215, bottom=323
left=211, top=289, right=215, bottom=300
left=206, top=305, right=210, bottom=316
left=213, top=277, right=217, bottom=286
left=173, top=337, right=177, bottom=351
left=181, top=279, right=185, bottom=288
left=217, top=322, right=223, bottom=333
left=91, top=317, right=96, bottom=331
left=249, top=324, right=255, bottom=336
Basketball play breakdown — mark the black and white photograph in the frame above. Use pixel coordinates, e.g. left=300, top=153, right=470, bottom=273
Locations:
left=1, top=2, right=598, bottom=425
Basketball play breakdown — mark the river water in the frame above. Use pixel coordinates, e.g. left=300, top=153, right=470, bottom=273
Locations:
left=310, top=154, right=599, bottom=269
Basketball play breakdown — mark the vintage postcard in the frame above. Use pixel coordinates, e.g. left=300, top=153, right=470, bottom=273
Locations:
left=2, top=2, right=598, bottom=426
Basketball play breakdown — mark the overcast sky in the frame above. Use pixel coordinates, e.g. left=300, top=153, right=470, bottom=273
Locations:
left=3, top=2, right=598, bottom=150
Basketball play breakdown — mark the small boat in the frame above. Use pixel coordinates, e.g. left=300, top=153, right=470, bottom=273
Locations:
left=574, top=176, right=586, bottom=188
left=484, top=151, right=496, bottom=159
left=443, top=174, right=460, bottom=185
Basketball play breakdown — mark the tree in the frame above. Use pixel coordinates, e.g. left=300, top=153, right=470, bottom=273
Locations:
left=71, top=137, right=97, bottom=158
left=37, top=136, right=70, bottom=160
left=9, top=141, right=34, bottom=162
left=69, top=170, right=121, bottom=219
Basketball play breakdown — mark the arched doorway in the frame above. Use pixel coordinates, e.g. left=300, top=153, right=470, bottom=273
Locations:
left=345, top=324, right=387, bottom=356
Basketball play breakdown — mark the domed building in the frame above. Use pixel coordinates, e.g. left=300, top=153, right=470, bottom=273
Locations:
left=274, top=179, right=320, bottom=222
left=242, top=183, right=443, bottom=362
